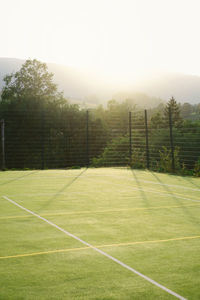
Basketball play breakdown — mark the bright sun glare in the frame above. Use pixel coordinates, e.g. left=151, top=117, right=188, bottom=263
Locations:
left=1, top=0, right=200, bottom=84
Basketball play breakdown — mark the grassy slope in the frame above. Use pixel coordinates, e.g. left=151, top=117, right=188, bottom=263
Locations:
left=0, top=168, right=200, bottom=299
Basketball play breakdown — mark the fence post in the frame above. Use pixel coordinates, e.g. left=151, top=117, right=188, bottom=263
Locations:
left=169, top=107, right=175, bottom=172
left=41, top=111, right=45, bottom=170
left=86, top=110, right=89, bottom=167
left=129, top=111, right=132, bottom=162
left=144, top=110, right=150, bottom=169
left=1, top=119, right=6, bottom=170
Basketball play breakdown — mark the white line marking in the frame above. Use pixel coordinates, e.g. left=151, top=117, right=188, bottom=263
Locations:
left=67, top=172, right=200, bottom=193
left=136, top=179, right=200, bottom=192
left=130, top=186, right=200, bottom=203
left=4, top=171, right=199, bottom=192
left=3, top=195, right=187, bottom=300
left=5, top=192, right=140, bottom=198
left=93, top=178, right=200, bottom=203
left=112, top=173, right=200, bottom=192
left=34, top=173, right=200, bottom=192
left=90, top=174, right=200, bottom=193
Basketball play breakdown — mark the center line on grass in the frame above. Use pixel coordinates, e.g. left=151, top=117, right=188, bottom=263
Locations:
left=3, top=195, right=187, bottom=300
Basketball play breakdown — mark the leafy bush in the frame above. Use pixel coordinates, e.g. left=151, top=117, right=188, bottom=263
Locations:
left=130, top=148, right=146, bottom=169
left=92, top=136, right=129, bottom=167
left=159, top=146, right=180, bottom=173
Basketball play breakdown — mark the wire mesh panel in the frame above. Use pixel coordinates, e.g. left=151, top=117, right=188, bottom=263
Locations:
left=0, top=119, right=5, bottom=169
left=147, top=110, right=200, bottom=173
left=130, top=111, right=146, bottom=168
left=87, top=111, right=109, bottom=165
left=3, top=110, right=45, bottom=169
left=173, top=123, right=200, bottom=170
left=148, top=114, right=171, bottom=171
left=91, top=110, right=130, bottom=166
left=0, top=109, right=92, bottom=169
left=0, top=108, right=200, bottom=173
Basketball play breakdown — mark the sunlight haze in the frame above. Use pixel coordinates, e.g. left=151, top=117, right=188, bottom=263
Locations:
left=1, top=0, right=200, bottom=84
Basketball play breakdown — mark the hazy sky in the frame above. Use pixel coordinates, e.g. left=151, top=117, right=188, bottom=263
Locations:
left=1, top=0, right=200, bottom=82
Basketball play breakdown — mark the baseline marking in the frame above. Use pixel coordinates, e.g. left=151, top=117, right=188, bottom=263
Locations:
left=1, top=234, right=200, bottom=260
left=135, top=178, right=200, bottom=192
left=18, top=172, right=200, bottom=193
left=106, top=173, right=200, bottom=192
left=1, top=203, right=200, bottom=220
left=94, top=178, right=200, bottom=203
left=3, top=195, right=187, bottom=300
left=131, top=187, right=200, bottom=203
left=86, top=173, right=200, bottom=192
left=0, top=246, right=89, bottom=259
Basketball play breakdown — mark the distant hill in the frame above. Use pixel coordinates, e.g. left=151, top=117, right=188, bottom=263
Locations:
left=137, top=72, right=200, bottom=104
left=0, top=58, right=113, bottom=104
left=0, top=58, right=200, bottom=105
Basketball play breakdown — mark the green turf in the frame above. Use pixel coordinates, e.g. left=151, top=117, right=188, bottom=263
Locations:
left=0, top=167, right=200, bottom=299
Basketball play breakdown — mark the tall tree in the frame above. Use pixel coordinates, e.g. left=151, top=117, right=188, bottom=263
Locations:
left=150, top=111, right=164, bottom=129
left=1, top=59, right=62, bottom=104
left=0, top=59, right=68, bottom=169
left=180, top=102, right=193, bottom=119
left=164, top=97, right=182, bottom=127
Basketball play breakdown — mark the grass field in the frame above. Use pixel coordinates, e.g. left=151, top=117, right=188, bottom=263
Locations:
left=0, top=167, right=200, bottom=299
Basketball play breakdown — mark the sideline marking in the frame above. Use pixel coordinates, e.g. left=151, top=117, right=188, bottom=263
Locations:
left=134, top=178, right=200, bottom=192
left=103, top=173, right=200, bottom=192
left=0, top=246, right=89, bottom=259
left=1, top=203, right=200, bottom=221
left=83, top=173, right=200, bottom=193
left=3, top=195, right=187, bottom=300
left=100, top=235, right=200, bottom=249
left=1, top=169, right=199, bottom=192
left=1, top=234, right=200, bottom=260
left=94, top=178, right=200, bottom=203
left=131, top=186, right=200, bottom=203
left=15, top=172, right=200, bottom=192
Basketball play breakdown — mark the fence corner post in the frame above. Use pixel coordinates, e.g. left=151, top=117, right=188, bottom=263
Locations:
left=144, top=110, right=150, bottom=169
left=169, top=107, right=175, bottom=172
left=129, top=111, right=132, bottom=164
left=1, top=119, right=6, bottom=170
left=86, top=110, right=89, bottom=167
left=41, top=111, right=45, bottom=170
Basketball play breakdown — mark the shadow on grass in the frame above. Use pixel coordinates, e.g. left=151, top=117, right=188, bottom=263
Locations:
left=151, top=171, right=200, bottom=225
left=38, top=168, right=88, bottom=212
left=0, top=170, right=39, bottom=186
left=130, top=169, right=150, bottom=207
left=181, top=176, right=200, bottom=190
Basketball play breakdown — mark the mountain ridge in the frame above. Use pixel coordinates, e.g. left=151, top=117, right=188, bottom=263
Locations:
left=0, top=57, right=200, bottom=105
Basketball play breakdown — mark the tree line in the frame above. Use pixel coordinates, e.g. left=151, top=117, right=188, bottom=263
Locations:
left=0, top=59, right=200, bottom=175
